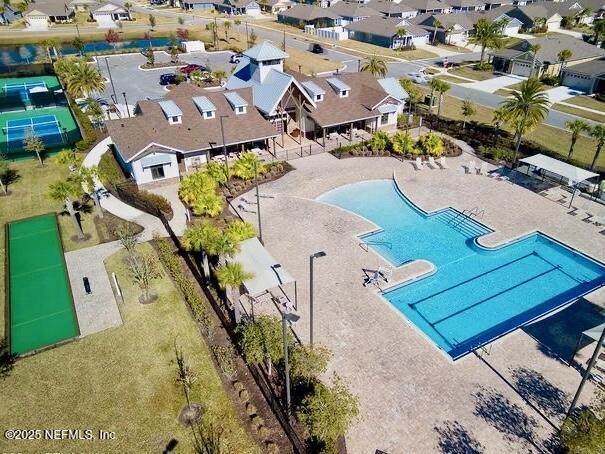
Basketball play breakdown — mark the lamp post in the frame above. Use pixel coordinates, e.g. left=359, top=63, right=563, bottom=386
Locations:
left=122, top=92, right=130, bottom=118
left=567, top=326, right=605, bottom=419
left=282, top=308, right=300, bottom=415
left=219, top=115, right=229, bottom=180
left=254, top=159, right=263, bottom=244
left=309, top=251, right=326, bottom=346
left=104, top=57, right=118, bottom=108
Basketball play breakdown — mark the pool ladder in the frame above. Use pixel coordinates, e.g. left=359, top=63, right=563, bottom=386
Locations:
left=449, top=206, right=485, bottom=229
left=359, top=240, right=393, bottom=252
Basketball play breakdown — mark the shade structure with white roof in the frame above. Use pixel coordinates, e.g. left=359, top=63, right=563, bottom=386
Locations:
left=233, top=237, right=296, bottom=300
left=519, top=154, right=599, bottom=186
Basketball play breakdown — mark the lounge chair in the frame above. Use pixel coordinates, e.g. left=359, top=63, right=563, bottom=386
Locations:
left=427, top=156, right=438, bottom=169
left=592, top=215, right=605, bottom=226
left=477, top=162, right=488, bottom=176
left=438, top=156, right=448, bottom=169
left=363, top=270, right=380, bottom=287
left=414, top=157, right=423, bottom=170
left=467, top=160, right=476, bottom=174
left=571, top=208, right=591, bottom=220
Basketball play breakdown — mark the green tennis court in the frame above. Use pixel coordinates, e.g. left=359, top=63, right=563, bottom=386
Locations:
left=6, top=214, right=79, bottom=354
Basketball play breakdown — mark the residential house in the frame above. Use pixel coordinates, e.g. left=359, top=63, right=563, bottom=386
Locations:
left=178, top=0, right=215, bottom=10
left=259, top=0, right=296, bottom=14
left=577, top=0, right=605, bottom=19
left=444, top=0, right=485, bottom=12
left=215, top=0, right=263, bottom=15
left=345, top=15, right=430, bottom=47
left=402, top=0, right=452, bottom=14
left=327, top=2, right=381, bottom=24
left=489, top=35, right=605, bottom=78
left=69, top=0, right=100, bottom=12
left=483, top=0, right=514, bottom=10
left=365, top=0, right=418, bottom=18
left=413, top=12, right=476, bottom=44
left=0, top=4, right=22, bottom=25
left=561, top=58, right=605, bottom=94
left=106, top=84, right=279, bottom=185
left=91, top=2, right=133, bottom=21
left=504, top=3, right=565, bottom=31
left=25, top=0, right=75, bottom=28
left=277, top=4, right=340, bottom=27
left=470, top=6, right=524, bottom=35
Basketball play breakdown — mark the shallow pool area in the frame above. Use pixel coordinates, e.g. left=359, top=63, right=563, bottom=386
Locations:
left=318, top=180, right=605, bottom=359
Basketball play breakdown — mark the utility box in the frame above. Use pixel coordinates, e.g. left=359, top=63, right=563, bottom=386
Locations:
left=180, top=40, right=205, bottom=53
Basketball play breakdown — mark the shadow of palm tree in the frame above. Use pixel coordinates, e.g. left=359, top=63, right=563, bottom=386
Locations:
left=473, top=386, right=541, bottom=451
left=434, top=420, right=484, bottom=454
left=510, top=367, right=570, bottom=419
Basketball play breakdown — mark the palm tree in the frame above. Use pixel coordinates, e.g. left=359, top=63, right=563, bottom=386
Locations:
left=182, top=221, right=220, bottom=282
left=593, top=19, right=605, bottom=46
left=434, top=79, right=451, bottom=117
left=123, top=1, right=132, bottom=17
left=64, top=60, right=105, bottom=98
left=492, top=107, right=507, bottom=130
left=461, top=98, right=476, bottom=129
left=71, top=36, right=85, bottom=57
left=589, top=125, right=605, bottom=170
left=223, top=20, right=232, bottom=41
left=80, top=166, right=103, bottom=217
left=212, top=69, right=227, bottom=85
left=360, top=55, right=387, bottom=77
left=431, top=18, right=442, bottom=45
left=557, top=49, right=573, bottom=80
left=565, top=119, right=590, bottom=161
left=149, top=14, right=156, bottom=30
left=48, top=177, right=85, bottom=239
left=216, top=262, right=254, bottom=324
left=528, top=43, right=541, bottom=78
left=396, top=27, right=408, bottom=48
left=468, top=18, right=506, bottom=66
left=232, top=152, right=266, bottom=180
left=0, top=154, right=10, bottom=195
left=500, top=78, right=550, bottom=164
left=23, top=129, right=45, bottom=165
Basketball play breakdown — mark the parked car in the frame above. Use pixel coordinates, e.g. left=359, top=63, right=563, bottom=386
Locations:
left=408, top=72, right=429, bottom=84
left=179, top=64, right=206, bottom=75
left=230, top=53, right=244, bottom=64
left=309, top=43, right=324, bottom=54
left=159, top=73, right=176, bottom=85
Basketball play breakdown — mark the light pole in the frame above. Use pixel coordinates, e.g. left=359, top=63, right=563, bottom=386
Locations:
left=254, top=159, right=263, bottom=244
left=567, top=326, right=605, bottom=419
left=122, top=92, right=130, bottom=118
left=104, top=57, right=118, bottom=108
left=282, top=307, right=300, bottom=415
left=309, top=251, right=326, bottom=346
left=219, top=115, right=229, bottom=180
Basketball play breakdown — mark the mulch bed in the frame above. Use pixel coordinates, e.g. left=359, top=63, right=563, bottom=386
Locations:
left=141, top=61, right=185, bottom=69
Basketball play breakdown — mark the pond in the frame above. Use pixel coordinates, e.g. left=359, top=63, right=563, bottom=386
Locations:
left=0, top=37, right=172, bottom=70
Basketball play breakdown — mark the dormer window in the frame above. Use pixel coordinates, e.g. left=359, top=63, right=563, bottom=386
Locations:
left=301, top=80, right=325, bottom=103
left=159, top=100, right=183, bottom=125
left=224, top=91, right=248, bottom=115
left=327, top=78, right=351, bottom=98
left=193, top=96, right=217, bottom=120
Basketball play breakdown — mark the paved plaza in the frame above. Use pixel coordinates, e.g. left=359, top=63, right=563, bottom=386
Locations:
left=234, top=152, right=605, bottom=453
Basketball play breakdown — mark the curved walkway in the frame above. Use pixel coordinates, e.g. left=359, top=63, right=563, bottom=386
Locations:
left=82, top=138, right=168, bottom=240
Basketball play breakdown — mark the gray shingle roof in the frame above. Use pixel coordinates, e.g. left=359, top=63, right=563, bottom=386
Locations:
left=402, top=0, right=450, bottom=11
left=26, top=0, right=73, bottom=17
left=327, top=2, right=381, bottom=18
left=365, top=0, right=417, bottom=14
left=492, top=35, right=605, bottom=64
left=243, top=41, right=288, bottom=62
left=562, top=58, right=605, bottom=77
left=346, top=16, right=430, bottom=38
left=277, top=4, right=339, bottom=21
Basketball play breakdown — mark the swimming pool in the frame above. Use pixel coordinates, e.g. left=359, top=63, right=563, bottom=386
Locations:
left=318, top=180, right=605, bottom=359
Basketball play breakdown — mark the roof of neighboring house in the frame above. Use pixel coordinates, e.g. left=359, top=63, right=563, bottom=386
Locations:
left=327, top=2, right=381, bottom=18
left=414, top=11, right=477, bottom=29
left=442, top=0, right=485, bottom=8
left=277, top=4, right=340, bottom=21
left=378, top=77, right=409, bottom=101
left=263, top=0, right=295, bottom=6
left=26, top=0, right=74, bottom=16
left=490, top=35, right=605, bottom=64
left=562, top=58, right=605, bottom=76
left=294, top=71, right=399, bottom=127
left=507, top=3, right=569, bottom=21
left=402, top=0, right=450, bottom=11
left=106, top=84, right=278, bottom=161
left=576, top=0, right=605, bottom=11
left=69, top=0, right=99, bottom=6
left=92, top=2, right=127, bottom=13
left=345, top=15, right=430, bottom=37
left=365, top=0, right=418, bottom=15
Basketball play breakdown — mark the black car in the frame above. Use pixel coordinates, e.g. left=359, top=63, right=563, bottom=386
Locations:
left=159, top=73, right=176, bottom=85
left=309, top=43, right=324, bottom=54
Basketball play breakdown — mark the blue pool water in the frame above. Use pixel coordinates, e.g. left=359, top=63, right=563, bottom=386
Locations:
left=318, top=180, right=605, bottom=359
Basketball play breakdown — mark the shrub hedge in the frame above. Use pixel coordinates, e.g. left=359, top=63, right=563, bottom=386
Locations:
left=71, top=102, right=97, bottom=151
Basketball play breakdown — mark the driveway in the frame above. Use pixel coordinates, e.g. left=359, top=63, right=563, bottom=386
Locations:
left=544, top=85, right=585, bottom=103
left=459, top=74, right=526, bottom=93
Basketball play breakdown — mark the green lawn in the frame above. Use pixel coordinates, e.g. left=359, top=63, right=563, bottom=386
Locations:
left=563, top=95, right=605, bottom=113
left=0, top=158, right=140, bottom=338
left=552, top=103, right=605, bottom=123
left=448, top=66, right=496, bottom=81
left=435, top=75, right=467, bottom=84
left=494, top=88, right=514, bottom=97
left=0, top=243, right=260, bottom=453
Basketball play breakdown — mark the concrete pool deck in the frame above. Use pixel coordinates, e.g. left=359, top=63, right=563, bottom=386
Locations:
left=234, top=152, right=605, bottom=453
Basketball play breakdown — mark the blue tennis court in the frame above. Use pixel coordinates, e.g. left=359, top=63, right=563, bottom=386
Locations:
left=4, top=115, right=65, bottom=151
left=3, top=81, right=47, bottom=103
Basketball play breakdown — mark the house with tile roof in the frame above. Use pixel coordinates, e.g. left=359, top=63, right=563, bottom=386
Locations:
left=489, top=35, right=605, bottom=78
left=345, top=15, right=430, bottom=47
left=107, top=41, right=404, bottom=186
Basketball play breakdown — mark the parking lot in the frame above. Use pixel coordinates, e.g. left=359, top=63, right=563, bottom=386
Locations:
left=95, top=49, right=236, bottom=105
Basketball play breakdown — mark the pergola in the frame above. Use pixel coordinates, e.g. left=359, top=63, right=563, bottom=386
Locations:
left=233, top=238, right=297, bottom=315
left=519, top=154, right=601, bottom=207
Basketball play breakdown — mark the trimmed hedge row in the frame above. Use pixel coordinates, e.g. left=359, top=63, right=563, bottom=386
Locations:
left=154, top=235, right=214, bottom=335
left=72, top=102, right=97, bottom=151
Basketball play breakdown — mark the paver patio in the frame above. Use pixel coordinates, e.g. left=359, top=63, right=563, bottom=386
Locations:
left=234, top=152, right=605, bottom=453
